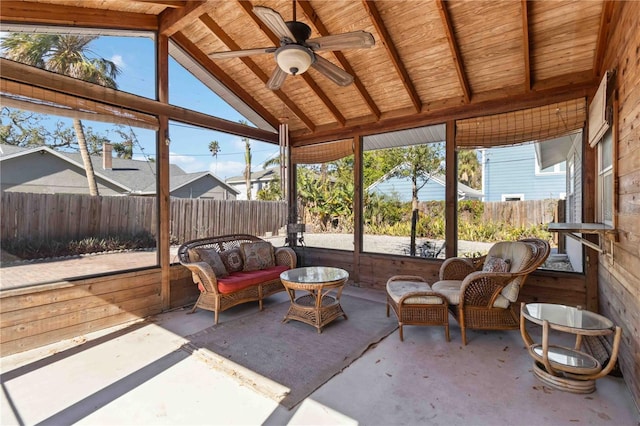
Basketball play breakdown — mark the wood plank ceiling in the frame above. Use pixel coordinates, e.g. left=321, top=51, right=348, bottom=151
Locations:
left=0, top=0, right=612, bottom=147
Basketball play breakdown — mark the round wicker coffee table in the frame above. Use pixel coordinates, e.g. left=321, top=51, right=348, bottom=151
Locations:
left=280, top=266, right=349, bottom=333
left=520, top=302, right=622, bottom=393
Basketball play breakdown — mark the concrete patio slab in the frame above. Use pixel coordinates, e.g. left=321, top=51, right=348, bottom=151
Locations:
left=1, top=287, right=638, bottom=425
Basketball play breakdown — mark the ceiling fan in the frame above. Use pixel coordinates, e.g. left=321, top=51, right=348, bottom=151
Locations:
left=209, top=5, right=375, bottom=90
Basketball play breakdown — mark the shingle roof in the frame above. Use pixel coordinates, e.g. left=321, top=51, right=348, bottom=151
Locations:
left=226, top=167, right=280, bottom=184
left=0, top=144, right=235, bottom=195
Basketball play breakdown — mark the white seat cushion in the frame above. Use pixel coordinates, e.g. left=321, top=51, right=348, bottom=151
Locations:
left=386, top=280, right=444, bottom=305
left=432, top=279, right=511, bottom=308
left=431, top=280, right=462, bottom=305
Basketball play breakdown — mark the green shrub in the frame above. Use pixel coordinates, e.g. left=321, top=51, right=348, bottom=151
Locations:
left=1, top=231, right=156, bottom=261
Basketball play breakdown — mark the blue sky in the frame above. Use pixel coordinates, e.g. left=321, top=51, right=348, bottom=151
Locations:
left=93, top=35, right=281, bottom=180
left=3, top=33, right=280, bottom=180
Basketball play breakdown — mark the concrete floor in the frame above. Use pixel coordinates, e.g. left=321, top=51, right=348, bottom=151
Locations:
left=1, top=286, right=638, bottom=426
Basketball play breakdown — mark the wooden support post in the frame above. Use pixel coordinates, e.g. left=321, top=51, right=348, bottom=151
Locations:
left=353, top=135, right=363, bottom=285
left=445, top=120, right=458, bottom=258
left=582, top=118, right=598, bottom=312
left=157, top=34, right=171, bottom=310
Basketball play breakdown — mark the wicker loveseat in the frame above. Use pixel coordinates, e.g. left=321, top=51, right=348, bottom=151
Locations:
left=177, top=234, right=297, bottom=324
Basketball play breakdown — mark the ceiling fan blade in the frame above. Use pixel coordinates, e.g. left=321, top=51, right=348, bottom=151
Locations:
left=312, top=55, right=354, bottom=86
left=210, top=47, right=275, bottom=59
left=307, top=31, right=375, bottom=51
left=266, top=66, right=288, bottom=90
left=253, top=6, right=296, bottom=42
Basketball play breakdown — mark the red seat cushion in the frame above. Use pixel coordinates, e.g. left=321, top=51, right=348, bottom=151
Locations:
left=216, top=265, right=290, bottom=294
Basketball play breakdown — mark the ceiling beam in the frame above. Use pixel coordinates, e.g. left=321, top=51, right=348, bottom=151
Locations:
left=0, top=58, right=278, bottom=143
left=236, top=0, right=345, bottom=127
left=362, top=0, right=422, bottom=113
left=593, top=0, right=616, bottom=78
left=170, top=31, right=281, bottom=130
left=199, top=14, right=316, bottom=132
left=521, top=0, right=531, bottom=92
left=130, top=1, right=188, bottom=8
left=297, top=0, right=381, bottom=120
left=0, top=1, right=157, bottom=31
left=0, top=82, right=159, bottom=130
left=291, top=77, right=596, bottom=146
left=158, top=1, right=208, bottom=36
left=435, top=0, right=472, bottom=104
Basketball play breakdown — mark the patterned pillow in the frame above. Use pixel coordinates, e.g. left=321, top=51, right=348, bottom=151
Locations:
left=483, top=256, right=511, bottom=273
left=191, top=248, right=228, bottom=277
left=219, top=248, right=244, bottom=273
left=240, top=241, right=275, bottom=271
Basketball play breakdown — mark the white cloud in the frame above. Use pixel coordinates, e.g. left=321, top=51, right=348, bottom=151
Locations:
left=170, top=152, right=206, bottom=173
left=111, top=54, right=125, bottom=69
left=169, top=152, right=243, bottom=180
left=209, top=160, right=244, bottom=180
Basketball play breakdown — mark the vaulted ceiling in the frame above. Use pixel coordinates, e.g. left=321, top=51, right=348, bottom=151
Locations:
left=0, top=0, right=613, bottom=146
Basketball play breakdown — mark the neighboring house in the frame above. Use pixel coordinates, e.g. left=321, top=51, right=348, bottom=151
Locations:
left=226, top=167, right=279, bottom=200
left=535, top=132, right=584, bottom=273
left=0, top=143, right=238, bottom=199
left=481, top=142, right=567, bottom=202
left=367, top=168, right=483, bottom=202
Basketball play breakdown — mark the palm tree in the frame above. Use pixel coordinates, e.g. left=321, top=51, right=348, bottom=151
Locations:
left=209, top=140, right=221, bottom=173
left=1, top=33, right=120, bottom=196
left=458, top=149, right=482, bottom=189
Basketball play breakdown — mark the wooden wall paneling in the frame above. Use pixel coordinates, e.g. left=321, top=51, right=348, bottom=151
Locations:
left=0, top=283, right=160, bottom=330
left=519, top=273, right=587, bottom=306
left=598, top=261, right=639, bottom=404
left=169, top=265, right=199, bottom=310
left=354, top=253, right=441, bottom=289
left=597, top=0, right=640, bottom=407
left=1, top=292, right=161, bottom=344
left=1, top=306, right=159, bottom=356
left=0, top=269, right=162, bottom=356
left=294, top=247, right=355, bottom=278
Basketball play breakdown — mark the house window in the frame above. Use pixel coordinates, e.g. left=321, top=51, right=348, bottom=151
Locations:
left=501, top=194, right=524, bottom=201
left=597, top=128, right=614, bottom=225
left=535, top=161, right=567, bottom=175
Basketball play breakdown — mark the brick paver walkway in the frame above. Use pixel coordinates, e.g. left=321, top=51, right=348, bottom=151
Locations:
left=0, top=249, right=180, bottom=291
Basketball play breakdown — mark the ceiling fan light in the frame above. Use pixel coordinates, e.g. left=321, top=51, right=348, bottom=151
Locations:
left=275, top=45, right=313, bottom=75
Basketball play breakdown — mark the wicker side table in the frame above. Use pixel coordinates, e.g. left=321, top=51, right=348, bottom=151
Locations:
left=280, top=267, right=349, bottom=333
left=520, top=302, right=622, bottom=393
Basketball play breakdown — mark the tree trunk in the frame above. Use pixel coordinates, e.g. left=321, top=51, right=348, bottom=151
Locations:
left=73, top=119, right=100, bottom=196
left=244, top=163, right=252, bottom=200
left=410, top=178, right=418, bottom=256
left=244, top=141, right=252, bottom=200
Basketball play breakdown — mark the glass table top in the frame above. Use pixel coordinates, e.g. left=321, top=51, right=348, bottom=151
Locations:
left=532, top=346, right=599, bottom=369
left=523, top=303, right=613, bottom=331
left=280, top=266, right=348, bottom=284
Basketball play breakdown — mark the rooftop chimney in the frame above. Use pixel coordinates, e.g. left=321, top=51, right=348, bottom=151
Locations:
left=103, top=143, right=113, bottom=169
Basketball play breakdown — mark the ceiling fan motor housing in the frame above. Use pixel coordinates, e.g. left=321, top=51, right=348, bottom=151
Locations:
left=285, top=21, right=312, bottom=44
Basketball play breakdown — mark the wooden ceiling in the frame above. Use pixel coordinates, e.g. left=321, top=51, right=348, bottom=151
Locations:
left=0, top=0, right=613, bottom=146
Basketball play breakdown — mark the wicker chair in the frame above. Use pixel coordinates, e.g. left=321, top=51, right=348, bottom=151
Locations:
left=432, top=238, right=550, bottom=345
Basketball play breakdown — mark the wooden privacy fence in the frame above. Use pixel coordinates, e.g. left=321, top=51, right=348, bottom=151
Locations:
left=170, top=198, right=287, bottom=242
left=1, top=192, right=288, bottom=243
left=482, top=199, right=559, bottom=226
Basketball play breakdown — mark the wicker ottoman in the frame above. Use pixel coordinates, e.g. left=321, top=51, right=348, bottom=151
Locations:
left=386, top=275, right=450, bottom=342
